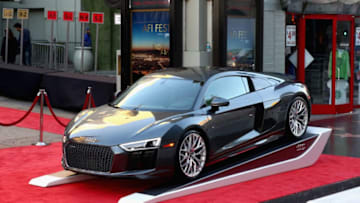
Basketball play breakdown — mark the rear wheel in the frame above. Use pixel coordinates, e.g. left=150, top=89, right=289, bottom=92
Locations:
left=287, top=97, right=309, bottom=138
left=177, top=130, right=207, bottom=179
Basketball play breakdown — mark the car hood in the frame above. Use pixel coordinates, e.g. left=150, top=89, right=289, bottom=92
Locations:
left=67, top=105, right=179, bottom=146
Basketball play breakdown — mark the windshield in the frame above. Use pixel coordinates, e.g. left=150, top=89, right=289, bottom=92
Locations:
left=112, top=76, right=202, bottom=111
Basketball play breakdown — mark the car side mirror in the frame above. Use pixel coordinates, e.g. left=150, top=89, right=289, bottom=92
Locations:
left=210, top=97, right=229, bottom=108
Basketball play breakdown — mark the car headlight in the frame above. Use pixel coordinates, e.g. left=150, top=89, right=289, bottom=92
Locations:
left=120, top=138, right=161, bottom=152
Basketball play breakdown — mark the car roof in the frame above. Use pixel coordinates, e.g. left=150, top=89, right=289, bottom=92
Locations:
left=146, top=67, right=278, bottom=82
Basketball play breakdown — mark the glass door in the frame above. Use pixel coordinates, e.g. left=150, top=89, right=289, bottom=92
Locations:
left=335, top=19, right=353, bottom=113
left=305, top=19, right=333, bottom=107
left=300, top=15, right=354, bottom=114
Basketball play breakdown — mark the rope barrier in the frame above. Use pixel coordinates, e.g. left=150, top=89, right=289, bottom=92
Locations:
left=0, top=87, right=97, bottom=146
left=82, top=93, right=90, bottom=110
left=91, top=96, right=96, bottom=108
left=82, top=86, right=96, bottom=110
left=0, top=94, right=40, bottom=126
left=44, top=94, right=68, bottom=128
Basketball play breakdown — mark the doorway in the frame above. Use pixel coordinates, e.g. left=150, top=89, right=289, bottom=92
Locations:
left=298, top=15, right=354, bottom=114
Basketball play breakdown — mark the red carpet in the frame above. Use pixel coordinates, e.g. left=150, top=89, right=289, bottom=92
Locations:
left=0, top=143, right=160, bottom=203
left=0, top=106, right=71, bottom=135
left=0, top=143, right=360, bottom=203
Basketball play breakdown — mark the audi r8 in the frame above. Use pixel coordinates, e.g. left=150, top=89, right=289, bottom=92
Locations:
left=62, top=67, right=311, bottom=179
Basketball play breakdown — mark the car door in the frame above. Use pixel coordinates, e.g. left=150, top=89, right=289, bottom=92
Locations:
left=202, top=76, right=263, bottom=158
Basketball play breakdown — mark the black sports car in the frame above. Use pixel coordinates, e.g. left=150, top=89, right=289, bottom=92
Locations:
left=62, top=67, right=311, bottom=179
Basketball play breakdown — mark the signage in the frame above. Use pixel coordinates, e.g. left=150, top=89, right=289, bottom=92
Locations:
left=356, top=27, right=360, bottom=46
left=92, top=12, right=104, bottom=24
left=131, top=11, right=170, bottom=77
left=114, top=13, right=121, bottom=25
left=63, top=11, right=74, bottom=21
left=2, top=8, right=14, bottom=19
left=47, top=10, right=58, bottom=20
left=286, top=25, right=296, bottom=47
left=227, top=17, right=255, bottom=68
left=289, top=49, right=314, bottom=69
left=17, top=9, right=29, bottom=20
left=79, top=12, right=90, bottom=23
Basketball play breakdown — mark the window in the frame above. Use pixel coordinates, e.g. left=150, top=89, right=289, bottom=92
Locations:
left=226, top=0, right=257, bottom=70
left=251, top=77, right=272, bottom=90
left=204, top=76, right=249, bottom=104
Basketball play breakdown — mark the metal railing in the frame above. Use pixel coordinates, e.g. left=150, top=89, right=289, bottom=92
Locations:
left=31, top=41, right=66, bottom=69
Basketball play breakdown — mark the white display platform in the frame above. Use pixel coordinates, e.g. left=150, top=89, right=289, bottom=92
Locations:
left=29, top=170, right=95, bottom=187
left=28, top=127, right=331, bottom=203
left=119, top=127, right=331, bottom=203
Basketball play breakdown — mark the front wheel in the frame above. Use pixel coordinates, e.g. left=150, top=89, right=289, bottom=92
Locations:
left=287, top=97, right=309, bottom=138
left=177, top=131, right=207, bottom=179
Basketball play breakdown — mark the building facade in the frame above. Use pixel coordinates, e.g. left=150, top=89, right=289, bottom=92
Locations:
left=3, top=0, right=360, bottom=114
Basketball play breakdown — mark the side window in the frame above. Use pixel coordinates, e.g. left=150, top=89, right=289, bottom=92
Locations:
left=204, top=76, right=249, bottom=105
left=251, top=77, right=272, bottom=90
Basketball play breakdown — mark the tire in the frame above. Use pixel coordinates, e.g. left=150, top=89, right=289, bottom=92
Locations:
left=176, top=130, right=207, bottom=179
left=286, top=97, right=309, bottom=138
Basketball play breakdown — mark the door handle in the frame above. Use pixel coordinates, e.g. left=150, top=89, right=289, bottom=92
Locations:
left=249, top=113, right=254, bottom=117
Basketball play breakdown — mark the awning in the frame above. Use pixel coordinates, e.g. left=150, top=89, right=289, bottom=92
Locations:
left=281, top=0, right=360, bottom=14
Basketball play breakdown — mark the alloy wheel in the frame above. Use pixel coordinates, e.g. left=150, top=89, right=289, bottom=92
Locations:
left=179, top=132, right=206, bottom=178
left=289, top=98, right=309, bottom=137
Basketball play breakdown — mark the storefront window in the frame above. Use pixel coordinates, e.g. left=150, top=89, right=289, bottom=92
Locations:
left=226, top=0, right=256, bottom=70
left=305, top=19, right=333, bottom=105
left=335, top=20, right=351, bottom=105
left=354, top=18, right=360, bottom=105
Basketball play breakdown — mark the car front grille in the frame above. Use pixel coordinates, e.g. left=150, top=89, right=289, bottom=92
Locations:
left=65, top=142, right=113, bottom=172
left=127, top=150, right=157, bottom=170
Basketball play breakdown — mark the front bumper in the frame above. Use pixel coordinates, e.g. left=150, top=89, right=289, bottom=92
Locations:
left=62, top=141, right=173, bottom=178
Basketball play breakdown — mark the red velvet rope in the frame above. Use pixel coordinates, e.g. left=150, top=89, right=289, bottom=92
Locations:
left=91, top=96, right=96, bottom=108
left=82, top=93, right=90, bottom=110
left=0, top=95, right=40, bottom=126
left=44, top=94, right=68, bottom=127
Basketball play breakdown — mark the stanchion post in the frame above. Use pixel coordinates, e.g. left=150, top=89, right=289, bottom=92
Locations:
left=50, top=20, right=54, bottom=69
left=5, top=19, right=9, bottom=64
left=87, top=87, right=92, bottom=109
left=81, top=23, right=85, bottom=72
left=33, top=89, right=48, bottom=146
left=94, top=23, right=99, bottom=72
left=65, top=21, right=70, bottom=70
left=20, top=18, right=24, bottom=65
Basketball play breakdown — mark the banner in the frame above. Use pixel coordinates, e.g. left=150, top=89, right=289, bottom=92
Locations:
left=286, top=25, right=296, bottom=47
left=227, top=17, right=255, bottom=69
left=356, top=27, right=360, bottom=46
left=131, top=11, right=170, bottom=79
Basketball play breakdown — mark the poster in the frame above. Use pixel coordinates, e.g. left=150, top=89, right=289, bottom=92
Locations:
left=356, top=27, right=360, bottom=46
left=131, top=11, right=170, bottom=80
left=227, top=17, right=255, bottom=69
left=286, top=25, right=296, bottom=47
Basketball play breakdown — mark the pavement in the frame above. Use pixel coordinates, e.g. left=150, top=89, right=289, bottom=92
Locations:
left=0, top=95, right=76, bottom=149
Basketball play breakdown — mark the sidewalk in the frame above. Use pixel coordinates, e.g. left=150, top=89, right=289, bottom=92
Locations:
left=0, top=95, right=77, bottom=149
